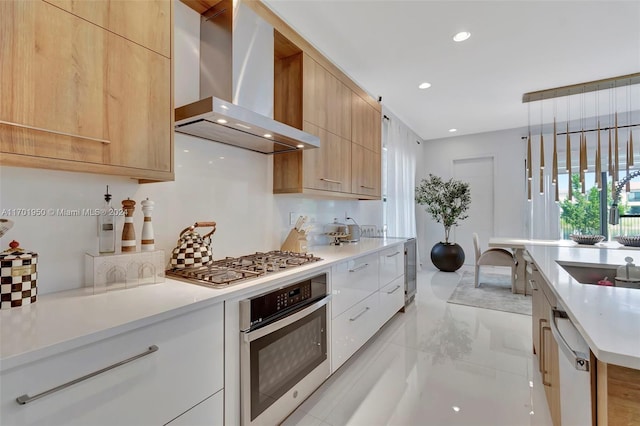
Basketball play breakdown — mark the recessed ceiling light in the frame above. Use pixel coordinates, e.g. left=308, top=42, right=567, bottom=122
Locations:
left=183, top=149, right=190, bottom=152
left=216, top=119, right=227, bottom=124
left=453, top=31, right=471, bottom=42
left=418, top=82, right=431, bottom=90
left=296, top=144, right=305, bottom=149
left=219, top=156, right=225, bottom=160
left=449, top=128, right=457, bottom=133
left=264, top=133, right=273, bottom=138
left=452, top=406, right=461, bottom=413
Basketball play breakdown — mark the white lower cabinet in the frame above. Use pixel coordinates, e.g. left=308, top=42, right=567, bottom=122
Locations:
left=377, top=275, right=405, bottom=330
left=166, top=389, right=223, bottom=426
left=0, top=303, right=224, bottom=426
left=331, top=292, right=379, bottom=371
left=379, top=245, right=404, bottom=285
left=331, top=253, right=379, bottom=319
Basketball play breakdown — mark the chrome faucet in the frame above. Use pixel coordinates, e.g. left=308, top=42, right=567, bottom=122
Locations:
left=609, top=170, right=640, bottom=225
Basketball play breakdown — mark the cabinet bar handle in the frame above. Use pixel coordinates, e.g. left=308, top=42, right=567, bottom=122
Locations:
left=320, top=178, right=342, bottom=184
left=386, top=285, right=401, bottom=294
left=16, top=345, right=159, bottom=405
left=386, top=251, right=401, bottom=258
left=349, top=306, right=370, bottom=321
left=541, top=326, right=552, bottom=386
left=0, top=119, right=111, bottom=144
left=550, top=308, right=590, bottom=372
left=349, top=263, right=369, bottom=272
left=360, top=185, right=375, bottom=190
left=528, top=279, right=538, bottom=291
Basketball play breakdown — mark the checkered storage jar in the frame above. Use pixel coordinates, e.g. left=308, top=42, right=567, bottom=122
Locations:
left=1, top=240, right=37, bottom=309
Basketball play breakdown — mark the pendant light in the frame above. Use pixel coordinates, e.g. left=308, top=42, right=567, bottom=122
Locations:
left=580, top=130, right=587, bottom=194
left=540, top=133, right=545, bottom=195
left=527, top=133, right=532, bottom=201
left=627, top=140, right=631, bottom=192
left=567, top=126, right=572, bottom=200
left=631, top=130, right=636, bottom=167
left=552, top=118, right=558, bottom=185
left=615, top=112, right=620, bottom=184
left=596, top=122, right=602, bottom=190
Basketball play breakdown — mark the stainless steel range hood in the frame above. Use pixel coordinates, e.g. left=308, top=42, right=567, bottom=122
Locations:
left=175, top=97, right=319, bottom=154
left=174, top=0, right=319, bottom=154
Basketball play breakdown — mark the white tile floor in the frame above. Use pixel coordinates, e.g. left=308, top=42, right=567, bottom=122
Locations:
left=283, top=266, right=554, bottom=426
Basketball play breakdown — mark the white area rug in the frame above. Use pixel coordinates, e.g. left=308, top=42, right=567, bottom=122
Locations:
left=447, top=270, right=532, bottom=316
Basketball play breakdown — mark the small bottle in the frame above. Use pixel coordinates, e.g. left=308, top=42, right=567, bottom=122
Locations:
left=98, top=185, right=116, bottom=254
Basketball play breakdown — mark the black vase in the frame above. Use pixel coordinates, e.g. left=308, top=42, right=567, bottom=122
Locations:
left=431, top=242, right=465, bottom=272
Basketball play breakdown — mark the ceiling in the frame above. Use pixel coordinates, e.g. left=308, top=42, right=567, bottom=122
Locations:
left=262, top=0, right=640, bottom=141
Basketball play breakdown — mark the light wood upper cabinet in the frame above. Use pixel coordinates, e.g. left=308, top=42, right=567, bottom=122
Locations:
left=273, top=30, right=380, bottom=200
left=302, top=122, right=352, bottom=193
left=302, top=54, right=351, bottom=140
left=45, top=0, right=171, bottom=57
left=352, top=92, right=381, bottom=153
left=351, top=144, right=381, bottom=197
left=0, top=0, right=173, bottom=181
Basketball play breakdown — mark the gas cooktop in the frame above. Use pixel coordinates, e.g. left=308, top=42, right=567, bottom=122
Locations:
left=166, top=251, right=322, bottom=288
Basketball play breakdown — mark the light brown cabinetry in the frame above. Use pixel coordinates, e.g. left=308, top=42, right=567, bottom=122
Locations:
left=351, top=144, right=380, bottom=197
left=273, top=29, right=380, bottom=200
left=352, top=92, right=381, bottom=153
left=597, top=361, right=640, bottom=426
left=302, top=123, right=352, bottom=193
left=45, top=0, right=171, bottom=57
left=529, top=265, right=561, bottom=426
left=0, top=0, right=173, bottom=182
left=302, top=54, right=351, bottom=140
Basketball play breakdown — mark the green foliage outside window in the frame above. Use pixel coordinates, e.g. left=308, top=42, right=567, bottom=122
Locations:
left=559, top=174, right=626, bottom=234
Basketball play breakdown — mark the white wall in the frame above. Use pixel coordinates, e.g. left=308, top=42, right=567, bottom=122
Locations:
left=418, top=128, right=527, bottom=267
left=0, top=0, right=384, bottom=295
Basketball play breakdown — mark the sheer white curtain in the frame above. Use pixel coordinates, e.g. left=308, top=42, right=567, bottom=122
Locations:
left=384, top=110, right=419, bottom=238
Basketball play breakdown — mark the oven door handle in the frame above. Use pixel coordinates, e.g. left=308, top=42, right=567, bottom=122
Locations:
left=243, top=296, right=330, bottom=343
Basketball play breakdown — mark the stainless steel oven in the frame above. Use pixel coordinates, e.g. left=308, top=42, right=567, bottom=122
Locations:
left=240, top=273, right=329, bottom=425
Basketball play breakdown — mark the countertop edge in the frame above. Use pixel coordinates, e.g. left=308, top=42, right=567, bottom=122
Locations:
left=525, top=244, right=640, bottom=370
left=0, top=238, right=407, bottom=372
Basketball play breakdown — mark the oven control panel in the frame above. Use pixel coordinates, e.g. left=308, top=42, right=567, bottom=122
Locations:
left=242, top=273, right=327, bottom=330
left=276, top=283, right=311, bottom=311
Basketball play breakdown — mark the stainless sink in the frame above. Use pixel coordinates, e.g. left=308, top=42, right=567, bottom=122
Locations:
left=556, top=261, right=640, bottom=289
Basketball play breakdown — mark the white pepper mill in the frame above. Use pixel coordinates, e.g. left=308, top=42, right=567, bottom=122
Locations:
left=141, top=198, right=155, bottom=252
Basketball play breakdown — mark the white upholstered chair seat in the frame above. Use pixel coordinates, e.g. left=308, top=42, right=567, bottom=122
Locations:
left=473, top=233, right=517, bottom=293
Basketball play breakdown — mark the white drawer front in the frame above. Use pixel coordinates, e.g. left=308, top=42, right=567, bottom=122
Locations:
left=1, top=303, right=224, bottom=426
left=379, top=245, right=404, bottom=287
left=331, top=253, right=379, bottom=318
left=378, top=276, right=405, bottom=329
left=331, top=292, right=379, bottom=372
left=166, top=389, right=223, bottom=426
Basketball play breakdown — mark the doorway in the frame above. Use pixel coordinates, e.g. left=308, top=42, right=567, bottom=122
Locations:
left=453, top=156, right=495, bottom=265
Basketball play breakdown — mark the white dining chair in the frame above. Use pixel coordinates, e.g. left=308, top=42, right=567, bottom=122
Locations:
left=472, top=233, right=517, bottom=293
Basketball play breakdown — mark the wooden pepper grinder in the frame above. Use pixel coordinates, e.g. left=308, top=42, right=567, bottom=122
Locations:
left=140, top=198, right=155, bottom=252
left=121, top=198, right=136, bottom=252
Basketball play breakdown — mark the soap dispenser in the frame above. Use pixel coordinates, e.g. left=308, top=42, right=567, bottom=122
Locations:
left=615, top=256, right=640, bottom=288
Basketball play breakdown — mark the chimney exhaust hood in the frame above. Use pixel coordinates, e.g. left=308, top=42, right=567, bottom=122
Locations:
left=174, top=0, right=319, bottom=154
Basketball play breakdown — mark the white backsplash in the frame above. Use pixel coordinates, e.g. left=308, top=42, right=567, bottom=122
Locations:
left=0, top=135, right=382, bottom=294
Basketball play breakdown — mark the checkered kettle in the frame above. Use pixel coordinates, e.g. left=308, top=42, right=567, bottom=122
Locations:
left=169, top=221, right=217, bottom=269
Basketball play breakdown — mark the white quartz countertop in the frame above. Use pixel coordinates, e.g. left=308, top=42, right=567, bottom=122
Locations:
left=526, top=245, right=640, bottom=369
left=0, top=238, right=405, bottom=372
